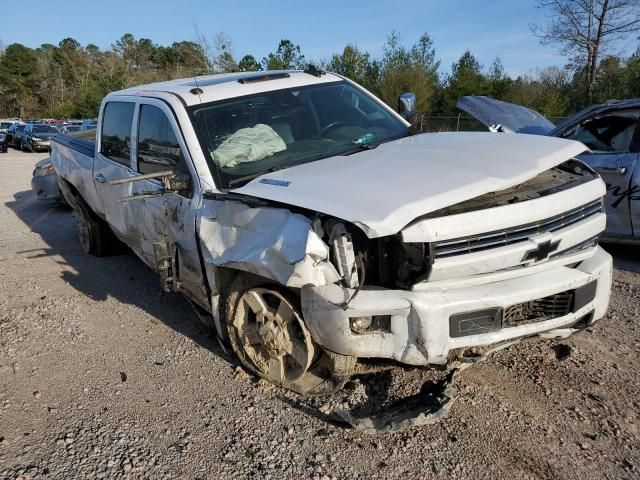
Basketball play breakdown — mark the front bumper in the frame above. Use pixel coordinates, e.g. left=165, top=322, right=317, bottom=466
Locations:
left=301, top=247, right=612, bottom=366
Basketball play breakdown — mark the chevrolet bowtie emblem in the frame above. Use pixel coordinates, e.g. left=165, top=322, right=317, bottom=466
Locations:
left=523, top=239, right=560, bottom=262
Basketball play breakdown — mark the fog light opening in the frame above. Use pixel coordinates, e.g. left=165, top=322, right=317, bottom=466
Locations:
left=350, top=316, right=372, bottom=334
left=350, top=315, right=392, bottom=335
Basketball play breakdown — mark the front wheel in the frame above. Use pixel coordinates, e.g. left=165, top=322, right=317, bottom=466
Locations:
left=226, top=280, right=355, bottom=395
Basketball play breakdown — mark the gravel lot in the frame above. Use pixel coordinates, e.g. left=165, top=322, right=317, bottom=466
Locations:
left=1, top=147, right=640, bottom=479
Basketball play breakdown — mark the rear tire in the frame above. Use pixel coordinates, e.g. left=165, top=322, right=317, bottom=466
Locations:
left=72, top=197, right=113, bottom=257
left=226, top=275, right=356, bottom=395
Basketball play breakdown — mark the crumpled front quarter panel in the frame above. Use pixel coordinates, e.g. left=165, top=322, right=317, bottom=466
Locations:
left=198, top=199, right=340, bottom=288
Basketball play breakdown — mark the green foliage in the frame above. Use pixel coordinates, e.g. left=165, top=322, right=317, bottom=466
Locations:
left=436, top=51, right=488, bottom=114
left=238, top=55, right=261, bottom=72
left=0, top=34, right=208, bottom=118
left=262, top=40, right=305, bottom=70
left=1, top=31, right=639, bottom=120
left=327, top=44, right=379, bottom=92
left=377, top=32, right=440, bottom=113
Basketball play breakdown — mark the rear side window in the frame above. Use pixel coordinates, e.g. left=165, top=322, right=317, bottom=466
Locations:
left=100, top=102, right=134, bottom=165
left=137, top=104, right=188, bottom=175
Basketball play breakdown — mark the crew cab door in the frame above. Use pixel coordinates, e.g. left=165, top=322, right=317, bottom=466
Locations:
left=127, top=99, right=209, bottom=307
left=93, top=101, right=140, bottom=249
left=556, top=110, right=640, bottom=239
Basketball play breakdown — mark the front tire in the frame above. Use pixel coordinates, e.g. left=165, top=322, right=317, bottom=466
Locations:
left=226, top=276, right=355, bottom=395
left=72, top=197, right=113, bottom=256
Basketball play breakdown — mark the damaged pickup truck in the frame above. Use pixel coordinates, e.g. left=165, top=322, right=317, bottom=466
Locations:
left=50, top=69, right=612, bottom=397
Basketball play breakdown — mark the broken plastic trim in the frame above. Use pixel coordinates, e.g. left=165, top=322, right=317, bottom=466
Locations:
left=334, top=368, right=461, bottom=434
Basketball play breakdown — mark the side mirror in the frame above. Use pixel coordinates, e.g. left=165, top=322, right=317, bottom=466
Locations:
left=398, top=93, right=417, bottom=124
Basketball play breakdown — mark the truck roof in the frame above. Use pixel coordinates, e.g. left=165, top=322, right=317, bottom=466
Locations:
left=112, top=70, right=344, bottom=106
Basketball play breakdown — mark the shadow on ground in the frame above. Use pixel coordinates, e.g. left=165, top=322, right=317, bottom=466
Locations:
left=8, top=189, right=640, bottom=426
left=601, top=242, right=640, bottom=274
left=5, top=190, right=229, bottom=363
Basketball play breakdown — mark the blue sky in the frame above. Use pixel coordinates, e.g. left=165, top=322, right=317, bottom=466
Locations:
left=0, top=0, right=635, bottom=77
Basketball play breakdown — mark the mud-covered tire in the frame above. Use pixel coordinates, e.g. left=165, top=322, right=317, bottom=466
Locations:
left=225, top=275, right=356, bottom=396
left=72, top=197, right=113, bottom=257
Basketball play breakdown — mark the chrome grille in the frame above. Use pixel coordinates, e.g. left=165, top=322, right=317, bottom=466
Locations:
left=434, top=199, right=603, bottom=258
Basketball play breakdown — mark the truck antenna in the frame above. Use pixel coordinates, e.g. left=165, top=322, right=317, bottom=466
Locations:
left=190, top=76, right=204, bottom=97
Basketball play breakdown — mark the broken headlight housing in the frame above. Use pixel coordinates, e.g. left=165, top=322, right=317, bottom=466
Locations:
left=323, top=218, right=432, bottom=290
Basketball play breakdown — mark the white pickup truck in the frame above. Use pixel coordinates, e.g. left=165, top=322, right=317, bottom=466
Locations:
left=50, top=68, right=612, bottom=396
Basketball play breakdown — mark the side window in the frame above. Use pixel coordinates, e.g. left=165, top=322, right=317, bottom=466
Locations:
left=560, top=112, right=639, bottom=154
left=137, top=104, right=189, bottom=175
left=100, top=101, right=134, bottom=165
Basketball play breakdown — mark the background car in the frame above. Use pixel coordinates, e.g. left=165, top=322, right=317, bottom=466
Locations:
left=0, top=120, right=16, bottom=134
left=31, top=157, right=63, bottom=202
left=0, top=131, right=7, bottom=152
left=6, top=123, right=26, bottom=149
left=458, top=96, right=640, bottom=244
left=60, top=124, right=83, bottom=134
left=80, top=119, right=98, bottom=131
left=22, top=123, right=61, bottom=152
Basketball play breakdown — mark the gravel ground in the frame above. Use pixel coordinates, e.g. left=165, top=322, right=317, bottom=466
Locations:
left=1, top=148, right=640, bottom=479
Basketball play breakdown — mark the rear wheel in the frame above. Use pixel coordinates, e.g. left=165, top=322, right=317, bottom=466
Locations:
left=72, top=197, right=113, bottom=256
left=226, top=278, right=355, bottom=395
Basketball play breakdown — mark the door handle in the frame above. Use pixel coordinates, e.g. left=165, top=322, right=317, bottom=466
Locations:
left=597, top=166, right=627, bottom=175
left=94, top=173, right=107, bottom=183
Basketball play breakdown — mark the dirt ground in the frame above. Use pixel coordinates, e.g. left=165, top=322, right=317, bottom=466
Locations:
left=1, top=147, right=640, bottom=480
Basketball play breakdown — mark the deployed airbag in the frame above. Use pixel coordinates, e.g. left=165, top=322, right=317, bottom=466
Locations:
left=213, top=124, right=286, bottom=168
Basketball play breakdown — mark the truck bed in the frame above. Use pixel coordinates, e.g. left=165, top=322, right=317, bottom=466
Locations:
left=51, top=130, right=96, bottom=158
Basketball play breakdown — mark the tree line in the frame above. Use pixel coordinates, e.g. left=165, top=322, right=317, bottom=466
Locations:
left=0, top=1, right=638, bottom=120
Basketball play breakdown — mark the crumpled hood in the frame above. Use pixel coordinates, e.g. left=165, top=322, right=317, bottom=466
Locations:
left=233, top=132, right=588, bottom=238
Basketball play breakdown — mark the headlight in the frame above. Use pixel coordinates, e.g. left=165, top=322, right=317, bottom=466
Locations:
left=31, top=136, right=41, bottom=141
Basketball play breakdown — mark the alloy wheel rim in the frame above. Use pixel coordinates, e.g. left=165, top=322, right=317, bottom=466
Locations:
left=233, top=288, right=315, bottom=383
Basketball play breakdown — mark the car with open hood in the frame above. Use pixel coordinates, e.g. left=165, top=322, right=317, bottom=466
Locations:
left=47, top=69, right=612, bottom=402
left=458, top=96, right=640, bottom=244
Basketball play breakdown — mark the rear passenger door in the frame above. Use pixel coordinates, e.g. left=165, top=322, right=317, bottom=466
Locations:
left=128, top=99, right=209, bottom=307
left=93, top=101, right=140, bottom=248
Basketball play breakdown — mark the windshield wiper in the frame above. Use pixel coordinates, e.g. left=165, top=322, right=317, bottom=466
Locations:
left=341, top=142, right=381, bottom=156
left=227, top=166, right=285, bottom=187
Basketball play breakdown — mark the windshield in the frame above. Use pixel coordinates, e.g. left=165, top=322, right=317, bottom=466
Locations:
left=188, top=81, right=408, bottom=189
left=33, top=125, right=60, bottom=134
